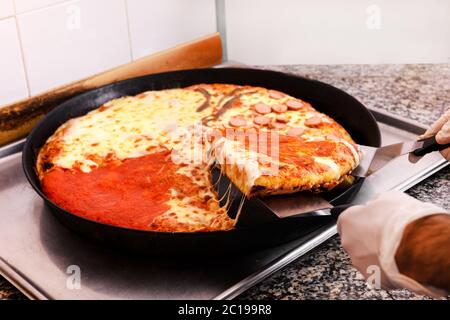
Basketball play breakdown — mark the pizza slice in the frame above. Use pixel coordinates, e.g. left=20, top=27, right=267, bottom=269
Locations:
left=211, top=128, right=359, bottom=197
left=191, top=84, right=361, bottom=197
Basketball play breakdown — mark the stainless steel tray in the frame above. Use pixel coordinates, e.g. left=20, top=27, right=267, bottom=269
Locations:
left=0, top=108, right=447, bottom=300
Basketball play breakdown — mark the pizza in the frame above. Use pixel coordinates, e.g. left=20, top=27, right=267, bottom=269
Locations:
left=193, top=84, right=360, bottom=197
left=36, top=84, right=360, bottom=232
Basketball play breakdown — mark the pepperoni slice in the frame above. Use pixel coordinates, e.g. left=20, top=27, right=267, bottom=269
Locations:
left=305, top=116, right=322, bottom=127
left=254, top=115, right=270, bottom=126
left=276, top=115, right=289, bottom=123
left=229, top=116, right=247, bottom=127
left=254, top=103, right=272, bottom=114
left=286, top=100, right=304, bottom=110
left=270, top=121, right=287, bottom=130
left=271, top=104, right=288, bottom=113
left=287, top=127, right=305, bottom=137
left=269, top=90, right=285, bottom=99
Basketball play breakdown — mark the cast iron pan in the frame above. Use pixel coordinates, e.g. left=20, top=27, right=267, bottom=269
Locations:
left=22, top=68, right=381, bottom=256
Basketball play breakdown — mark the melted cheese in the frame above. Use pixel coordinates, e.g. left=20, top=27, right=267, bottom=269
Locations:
left=313, top=157, right=341, bottom=179
left=339, top=140, right=361, bottom=169
left=212, top=137, right=262, bottom=195
left=164, top=197, right=222, bottom=225
left=50, top=89, right=210, bottom=172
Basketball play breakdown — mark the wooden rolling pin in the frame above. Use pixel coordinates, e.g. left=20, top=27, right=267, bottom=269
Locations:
left=0, top=33, right=223, bottom=146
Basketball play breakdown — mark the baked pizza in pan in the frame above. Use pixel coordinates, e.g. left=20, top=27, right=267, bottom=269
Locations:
left=36, top=84, right=360, bottom=232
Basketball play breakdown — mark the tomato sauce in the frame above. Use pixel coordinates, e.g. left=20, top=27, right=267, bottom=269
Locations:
left=42, top=151, right=180, bottom=231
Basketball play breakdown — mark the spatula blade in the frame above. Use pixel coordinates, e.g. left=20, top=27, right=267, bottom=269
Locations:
left=258, top=192, right=333, bottom=218
left=351, top=141, right=420, bottom=177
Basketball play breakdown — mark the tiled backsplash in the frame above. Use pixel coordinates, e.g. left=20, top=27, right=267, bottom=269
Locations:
left=226, top=0, right=450, bottom=66
left=0, top=0, right=216, bottom=106
left=0, top=17, right=28, bottom=105
left=18, top=0, right=131, bottom=95
left=0, top=0, right=15, bottom=19
left=1, top=0, right=449, bottom=107
left=127, top=0, right=216, bottom=60
left=14, top=0, right=67, bottom=13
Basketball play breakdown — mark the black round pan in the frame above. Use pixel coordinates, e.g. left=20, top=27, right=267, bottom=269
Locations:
left=22, top=68, right=381, bottom=256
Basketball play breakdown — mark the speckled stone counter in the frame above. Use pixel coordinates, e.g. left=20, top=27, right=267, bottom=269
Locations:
left=1, top=64, right=449, bottom=300
left=239, top=64, right=450, bottom=300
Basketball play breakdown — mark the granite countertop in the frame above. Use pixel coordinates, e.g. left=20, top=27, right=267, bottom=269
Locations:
left=1, top=64, right=449, bottom=300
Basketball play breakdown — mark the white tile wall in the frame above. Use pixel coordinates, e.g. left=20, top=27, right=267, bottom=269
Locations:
left=0, top=0, right=14, bottom=19
left=1, top=0, right=449, bottom=108
left=225, top=0, right=450, bottom=65
left=126, top=0, right=216, bottom=60
left=0, top=18, right=28, bottom=106
left=14, top=0, right=66, bottom=14
left=17, top=0, right=131, bottom=95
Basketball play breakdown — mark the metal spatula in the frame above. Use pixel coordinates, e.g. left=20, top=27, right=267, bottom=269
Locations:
left=258, top=192, right=350, bottom=219
left=351, top=135, right=449, bottom=177
left=259, top=135, right=449, bottom=219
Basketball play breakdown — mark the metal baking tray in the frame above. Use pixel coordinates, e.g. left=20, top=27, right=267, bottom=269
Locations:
left=0, top=107, right=447, bottom=300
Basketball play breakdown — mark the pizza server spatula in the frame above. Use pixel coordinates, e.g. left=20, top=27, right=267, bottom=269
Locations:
left=350, top=135, right=449, bottom=177
left=258, top=135, right=449, bottom=219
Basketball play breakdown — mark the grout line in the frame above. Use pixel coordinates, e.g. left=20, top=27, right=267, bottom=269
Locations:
left=0, top=0, right=17, bottom=23
left=0, top=14, right=15, bottom=20
left=215, top=0, right=228, bottom=62
left=13, top=0, right=70, bottom=16
left=12, top=1, right=31, bottom=98
left=123, top=0, right=134, bottom=61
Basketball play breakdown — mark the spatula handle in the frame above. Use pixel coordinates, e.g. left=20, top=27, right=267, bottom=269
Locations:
left=413, top=135, right=450, bottom=157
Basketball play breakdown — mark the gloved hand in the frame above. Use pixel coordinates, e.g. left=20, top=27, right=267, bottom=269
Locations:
left=420, top=109, right=450, bottom=160
left=337, top=191, right=449, bottom=297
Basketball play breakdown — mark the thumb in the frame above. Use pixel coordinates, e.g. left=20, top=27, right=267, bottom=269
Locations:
left=420, top=109, right=450, bottom=139
left=436, top=120, right=450, bottom=144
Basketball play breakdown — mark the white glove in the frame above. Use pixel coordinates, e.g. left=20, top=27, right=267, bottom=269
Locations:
left=337, top=191, right=449, bottom=297
left=420, top=109, right=450, bottom=160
